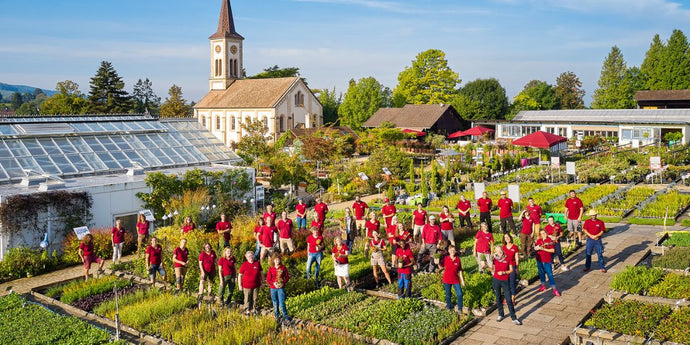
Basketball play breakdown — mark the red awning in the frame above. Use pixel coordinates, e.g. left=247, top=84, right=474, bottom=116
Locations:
left=402, top=128, right=426, bottom=137
left=448, top=126, right=494, bottom=138
left=512, top=131, right=567, bottom=148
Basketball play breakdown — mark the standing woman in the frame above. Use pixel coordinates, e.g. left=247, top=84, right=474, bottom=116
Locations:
left=502, top=234, right=519, bottom=305
left=198, top=242, right=217, bottom=297
left=172, top=238, right=189, bottom=291
left=369, top=231, right=392, bottom=287
left=136, top=214, right=149, bottom=253
left=217, top=247, right=237, bottom=307
left=386, top=216, right=399, bottom=264
left=111, top=219, right=126, bottom=265
left=544, top=216, right=568, bottom=271
left=277, top=211, right=295, bottom=255
left=441, top=246, right=465, bottom=311
left=395, top=238, right=415, bottom=299
left=145, top=237, right=166, bottom=286
left=181, top=216, right=196, bottom=234
left=266, top=253, right=291, bottom=322
left=238, top=251, right=263, bottom=315
left=305, top=226, right=324, bottom=285
left=310, top=210, right=324, bottom=235
left=295, top=198, right=307, bottom=231
left=439, top=206, right=456, bottom=246
left=216, top=213, right=232, bottom=248
left=343, top=208, right=357, bottom=254
left=535, top=229, right=560, bottom=296
left=473, top=222, right=494, bottom=274
left=491, top=245, right=522, bottom=325
left=364, top=211, right=380, bottom=256
left=253, top=217, right=265, bottom=260
left=259, top=217, right=278, bottom=262
left=518, top=210, right=534, bottom=258
left=331, top=237, right=350, bottom=290
left=78, top=234, right=104, bottom=280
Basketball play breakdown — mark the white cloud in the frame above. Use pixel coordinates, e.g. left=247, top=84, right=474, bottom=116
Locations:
left=550, top=0, right=690, bottom=18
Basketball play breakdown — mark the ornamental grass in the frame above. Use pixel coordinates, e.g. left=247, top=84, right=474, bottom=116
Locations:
left=585, top=300, right=671, bottom=337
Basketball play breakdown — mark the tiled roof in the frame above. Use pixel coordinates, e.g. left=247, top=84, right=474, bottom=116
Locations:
left=363, top=104, right=453, bottom=129
left=195, top=77, right=299, bottom=108
left=634, top=89, right=690, bottom=101
left=513, top=109, right=690, bottom=125
left=209, top=0, right=244, bottom=40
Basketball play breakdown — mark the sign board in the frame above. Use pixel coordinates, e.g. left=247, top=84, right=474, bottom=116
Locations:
left=632, top=139, right=640, bottom=148
left=508, top=184, right=520, bottom=203
left=255, top=185, right=265, bottom=201
left=358, top=172, right=369, bottom=181
left=566, top=161, right=576, bottom=175
left=650, top=156, right=662, bottom=171
left=375, top=182, right=384, bottom=189
left=550, top=157, right=560, bottom=169
left=140, top=209, right=155, bottom=222
left=73, top=226, right=90, bottom=240
left=473, top=182, right=485, bottom=200
left=476, top=147, right=484, bottom=153
left=382, top=167, right=392, bottom=176
left=575, top=140, right=581, bottom=148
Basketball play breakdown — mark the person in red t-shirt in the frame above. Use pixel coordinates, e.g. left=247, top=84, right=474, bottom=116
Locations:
left=457, top=195, right=473, bottom=231
left=266, top=253, right=291, bottom=321
left=473, top=222, right=494, bottom=273
left=412, top=203, right=427, bottom=245
left=136, top=214, right=149, bottom=254
left=146, top=237, right=166, bottom=285
left=418, top=216, right=442, bottom=272
left=331, top=237, right=351, bottom=290
left=277, top=211, right=295, bottom=254
left=526, top=198, right=543, bottom=234
left=305, top=227, right=324, bottom=285
left=502, top=233, right=519, bottom=305
left=535, top=229, right=560, bottom=296
left=259, top=217, right=278, bottom=262
left=181, top=216, right=196, bottom=235
left=314, top=198, right=328, bottom=222
left=477, top=191, right=493, bottom=233
left=364, top=211, right=380, bottom=256
left=217, top=247, right=236, bottom=306
left=352, top=195, right=369, bottom=233
left=497, top=191, right=515, bottom=234
left=172, top=238, right=189, bottom=291
left=583, top=209, right=606, bottom=272
left=386, top=215, right=399, bottom=252
left=216, top=213, right=232, bottom=248
left=253, top=217, right=265, bottom=260
left=439, top=206, right=456, bottom=246
left=310, top=210, right=325, bottom=235
left=239, top=251, right=263, bottom=315
left=198, top=242, right=217, bottom=297
left=369, top=231, right=392, bottom=287
left=295, top=198, right=308, bottom=231
left=518, top=210, right=534, bottom=257
left=263, top=204, right=277, bottom=225
left=111, top=219, right=126, bottom=265
left=78, top=234, right=104, bottom=280
left=564, top=190, right=584, bottom=244
left=395, top=238, right=415, bottom=299
left=544, top=216, right=568, bottom=271
left=396, top=223, right=412, bottom=252
left=441, top=246, right=465, bottom=311
left=491, top=245, right=522, bottom=325
left=381, top=198, right=397, bottom=227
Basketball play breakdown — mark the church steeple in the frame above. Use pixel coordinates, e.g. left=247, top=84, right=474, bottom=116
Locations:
left=208, top=0, right=244, bottom=91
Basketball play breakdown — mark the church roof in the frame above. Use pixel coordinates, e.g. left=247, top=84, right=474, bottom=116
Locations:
left=195, top=77, right=300, bottom=109
left=363, top=104, right=455, bottom=129
left=209, top=0, right=244, bottom=40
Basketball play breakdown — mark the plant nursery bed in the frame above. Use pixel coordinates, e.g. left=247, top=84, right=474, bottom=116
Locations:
left=606, top=290, right=690, bottom=308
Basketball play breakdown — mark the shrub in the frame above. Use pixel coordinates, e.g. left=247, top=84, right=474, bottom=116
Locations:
left=62, top=227, right=136, bottom=265
left=655, top=308, right=690, bottom=344
left=0, top=247, right=60, bottom=279
left=647, top=274, right=690, bottom=299
left=664, top=233, right=690, bottom=247
left=118, top=292, right=196, bottom=331
left=59, top=276, right=132, bottom=304
left=652, top=248, right=690, bottom=270
left=393, top=305, right=471, bottom=345
left=609, top=266, right=664, bottom=294
left=94, top=287, right=161, bottom=317
left=585, top=300, right=671, bottom=337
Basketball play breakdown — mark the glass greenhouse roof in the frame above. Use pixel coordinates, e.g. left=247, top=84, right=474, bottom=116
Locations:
left=0, top=116, right=239, bottom=183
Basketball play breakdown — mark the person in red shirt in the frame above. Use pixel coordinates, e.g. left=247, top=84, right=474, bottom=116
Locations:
left=352, top=195, right=369, bottom=234
left=259, top=216, right=278, bottom=262
left=386, top=215, right=399, bottom=254
left=564, top=190, right=584, bottom=245
left=305, top=226, right=324, bottom=285
left=535, top=229, right=560, bottom=296
left=396, top=223, right=412, bottom=250
left=502, top=233, right=519, bottom=305
left=198, top=242, right=216, bottom=297
left=526, top=198, right=543, bottom=234
left=457, top=195, right=473, bottom=231
left=331, top=237, right=351, bottom=290
left=172, top=238, right=189, bottom=291
left=497, top=191, right=515, bottom=234
left=518, top=210, right=534, bottom=258
left=239, top=251, right=263, bottom=315
left=217, top=247, right=236, bottom=306
left=78, top=234, right=104, bottom=280
left=412, top=203, right=427, bottom=245
left=364, top=211, right=380, bottom=256
left=369, top=231, right=392, bottom=287
left=277, top=211, right=295, bottom=254
left=583, top=209, right=606, bottom=273
left=381, top=198, right=397, bottom=227
left=181, top=216, right=196, bottom=234
left=216, top=213, right=232, bottom=248
left=310, top=210, right=325, bottom=235
left=439, top=206, right=456, bottom=246
left=491, top=245, right=522, bottom=325
left=545, top=216, right=568, bottom=271
left=417, top=215, right=442, bottom=272
left=111, top=219, right=126, bottom=265
left=263, top=204, right=277, bottom=225
left=266, top=253, right=291, bottom=322
left=395, top=238, right=416, bottom=299
left=146, top=237, right=166, bottom=286
left=314, top=197, right=328, bottom=223
left=136, top=213, right=149, bottom=254
left=473, top=222, right=494, bottom=273
left=295, top=198, right=308, bottom=231
left=441, top=246, right=465, bottom=311
left=253, top=217, right=265, bottom=260
left=477, top=191, right=493, bottom=233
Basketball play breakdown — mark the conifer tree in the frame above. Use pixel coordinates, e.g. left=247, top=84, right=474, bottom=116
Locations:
left=159, top=85, right=191, bottom=118
left=661, top=29, right=690, bottom=89
left=640, top=34, right=666, bottom=90
left=87, top=61, right=131, bottom=113
left=592, top=46, right=636, bottom=109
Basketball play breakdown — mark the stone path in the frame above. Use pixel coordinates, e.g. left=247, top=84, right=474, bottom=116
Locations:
left=452, top=223, right=678, bottom=345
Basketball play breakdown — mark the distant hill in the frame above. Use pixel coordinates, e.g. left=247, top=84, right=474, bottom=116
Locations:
left=0, top=82, right=57, bottom=100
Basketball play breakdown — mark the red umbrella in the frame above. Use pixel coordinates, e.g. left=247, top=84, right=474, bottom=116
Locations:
left=448, top=126, right=494, bottom=138
left=402, top=128, right=426, bottom=137
left=512, top=131, right=567, bottom=148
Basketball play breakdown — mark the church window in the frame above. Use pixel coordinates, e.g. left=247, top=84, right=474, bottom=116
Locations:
left=229, top=60, right=235, bottom=77
left=214, top=59, right=222, bottom=77
left=279, top=115, right=285, bottom=132
left=233, top=59, right=239, bottom=77
left=294, top=92, right=304, bottom=107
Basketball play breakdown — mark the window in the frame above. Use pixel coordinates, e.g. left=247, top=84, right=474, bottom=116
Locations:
left=558, top=127, right=568, bottom=137
left=279, top=115, right=285, bottom=132
left=214, top=59, right=222, bottom=77
left=231, top=116, right=236, bottom=130
left=263, top=117, right=268, bottom=128
left=216, top=116, right=221, bottom=130
left=201, top=116, right=206, bottom=127
left=294, top=91, right=304, bottom=107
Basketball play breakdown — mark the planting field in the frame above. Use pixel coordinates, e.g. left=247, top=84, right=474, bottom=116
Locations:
left=633, top=189, right=690, bottom=219
left=528, top=184, right=586, bottom=211
left=596, top=186, right=655, bottom=218
left=547, top=184, right=619, bottom=214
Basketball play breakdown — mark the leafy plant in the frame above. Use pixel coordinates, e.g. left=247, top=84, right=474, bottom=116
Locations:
left=259, top=324, right=367, bottom=345
left=94, top=287, right=161, bottom=317
left=652, top=248, right=690, bottom=270
left=664, top=233, right=690, bottom=247
left=585, top=299, right=671, bottom=337
left=655, top=307, right=690, bottom=344
left=59, top=276, right=132, bottom=304
left=609, top=266, right=664, bottom=294
left=286, top=286, right=345, bottom=313
left=647, top=273, right=690, bottom=299
left=117, top=292, right=196, bottom=331
left=394, top=305, right=471, bottom=345
left=0, top=247, right=61, bottom=280
left=635, top=190, right=690, bottom=219
left=62, top=227, right=136, bottom=265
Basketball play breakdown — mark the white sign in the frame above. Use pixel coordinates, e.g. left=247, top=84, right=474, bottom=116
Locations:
left=73, top=226, right=90, bottom=240
left=255, top=185, right=265, bottom=201
left=566, top=161, right=576, bottom=175
left=508, top=184, right=520, bottom=202
left=382, top=167, right=392, bottom=176
left=473, top=182, right=485, bottom=200
left=632, top=139, right=640, bottom=148
left=375, top=182, right=384, bottom=189
left=575, top=140, right=581, bottom=148
left=358, top=172, right=369, bottom=181
left=550, top=156, right=560, bottom=169
left=650, top=156, right=662, bottom=171
left=140, top=209, right=155, bottom=222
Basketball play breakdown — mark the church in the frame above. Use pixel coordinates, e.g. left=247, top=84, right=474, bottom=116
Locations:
left=194, top=0, right=323, bottom=146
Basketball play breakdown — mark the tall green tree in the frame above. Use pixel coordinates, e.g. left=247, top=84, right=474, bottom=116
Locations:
left=248, top=65, right=301, bottom=80
left=592, top=46, right=636, bottom=109
left=40, top=80, right=88, bottom=115
left=640, top=34, right=665, bottom=90
left=661, top=29, right=690, bottom=89
left=451, top=78, right=508, bottom=120
left=313, top=87, right=341, bottom=125
left=338, top=77, right=388, bottom=129
left=393, top=49, right=460, bottom=105
left=10, top=92, right=23, bottom=110
left=555, top=71, right=585, bottom=109
left=509, top=80, right=560, bottom=118
left=159, top=85, right=190, bottom=118
left=132, top=78, right=161, bottom=114
left=87, top=61, right=131, bottom=113
left=236, top=118, right=271, bottom=166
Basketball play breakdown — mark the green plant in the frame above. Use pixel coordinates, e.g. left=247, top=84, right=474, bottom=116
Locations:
left=634, top=190, right=690, bottom=219
left=117, top=292, right=196, bottom=331
left=652, top=248, right=690, bottom=270
left=293, top=291, right=367, bottom=322
left=62, top=227, right=136, bottom=265
left=610, top=266, right=664, bottom=294
left=647, top=273, right=690, bottom=299
left=260, top=324, right=367, bottom=345
left=585, top=299, right=671, bottom=337
left=94, top=287, right=161, bottom=317
left=0, top=247, right=60, bottom=280
left=664, top=233, right=690, bottom=247
left=655, top=307, right=690, bottom=344
left=286, top=286, right=345, bottom=312
left=59, top=276, right=132, bottom=304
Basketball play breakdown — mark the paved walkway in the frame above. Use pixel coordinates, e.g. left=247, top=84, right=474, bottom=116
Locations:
left=452, top=224, right=669, bottom=345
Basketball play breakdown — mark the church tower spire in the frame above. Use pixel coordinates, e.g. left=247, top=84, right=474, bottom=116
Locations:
left=209, top=0, right=244, bottom=91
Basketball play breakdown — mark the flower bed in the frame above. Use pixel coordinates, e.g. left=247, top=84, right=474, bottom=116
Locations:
left=633, top=189, right=690, bottom=219
left=548, top=185, right=619, bottom=214
left=663, top=232, right=690, bottom=247
left=115, top=292, right=197, bottom=333
left=584, top=299, right=671, bottom=338
left=654, top=307, right=690, bottom=344
left=259, top=324, right=369, bottom=345
left=597, top=186, right=655, bottom=218
left=652, top=247, right=690, bottom=270
left=45, top=276, right=133, bottom=305
left=609, top=266, right=664, bottom=295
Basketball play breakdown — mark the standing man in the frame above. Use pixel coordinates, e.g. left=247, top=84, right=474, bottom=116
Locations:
left=526, top=198, right=543, bottom=235
left=381, top=197, right=397, bottom=227
left=295, top=199, right=307, bottom=231
left=216, top=213, right=232, bottom=248
left=457, top=195, right=472, bottom=230
left=582, top=209, right=606, bottom=273
left=564, top=190, right=584, bottom=245
left=412, top=203, right=427, bottom=245
left=417, top=215, right=442, bottom=272
left=314, top=197, right=329, bottom=225
left=263, top=204, right=277, bottom=224
left=477, top=191, right=493, bottom=233
left=352, top=195, right=369, bottom=237
left=498, top=191, right=516, bottom=234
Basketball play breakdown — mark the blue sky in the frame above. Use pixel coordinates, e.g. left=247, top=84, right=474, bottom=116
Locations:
left=1, top=0, right=689, bottom=105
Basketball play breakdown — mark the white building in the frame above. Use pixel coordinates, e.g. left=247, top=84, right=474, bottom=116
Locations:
left=194, top=0, right=323, bottom=146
